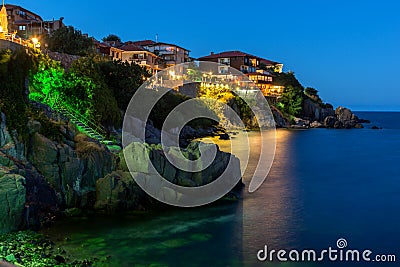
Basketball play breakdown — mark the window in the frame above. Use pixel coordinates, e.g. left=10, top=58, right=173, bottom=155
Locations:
left=19, top=25, right=26, bottom=31
left=218, top=58, right=230, bottom=65
left=218, top=66, right=229, bottom=74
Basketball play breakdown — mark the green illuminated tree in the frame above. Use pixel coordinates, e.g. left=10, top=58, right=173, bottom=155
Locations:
left=29, top=55, right=65, bottom=106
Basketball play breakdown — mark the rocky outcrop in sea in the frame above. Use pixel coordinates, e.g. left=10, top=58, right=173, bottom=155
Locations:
left=286, top=100, right=368, bottom=129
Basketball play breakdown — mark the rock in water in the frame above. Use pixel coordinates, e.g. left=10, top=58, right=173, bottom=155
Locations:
left=335, top=106, right=359, bottom=128
left=324, top=116, right=337, bottom=128
left=310, top=121, right=324, bottom=128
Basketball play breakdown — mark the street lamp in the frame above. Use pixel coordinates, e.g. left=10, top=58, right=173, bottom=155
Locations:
left=31, top=37, right=40, bottom=48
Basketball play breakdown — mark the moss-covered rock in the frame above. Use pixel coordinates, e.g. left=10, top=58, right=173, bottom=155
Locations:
left=94, top=170, right=147, bottom=211
left=28, top=132, right=117, bottom=209
left=0, top=231, right=104, bottom=266
left=0, top=171, right=26, bottom=234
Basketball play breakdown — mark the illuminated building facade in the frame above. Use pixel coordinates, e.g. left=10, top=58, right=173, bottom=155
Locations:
left=198, top=51, right=284, bottom=98
left=120, top=43, right=161, bottom=75
left=4, top=4, right=64, bottom=39
left=131, top=40, right=190, bottom=68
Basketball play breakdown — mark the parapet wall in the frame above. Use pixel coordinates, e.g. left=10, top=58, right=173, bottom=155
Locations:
left=0, top=39, right=24, bottom=51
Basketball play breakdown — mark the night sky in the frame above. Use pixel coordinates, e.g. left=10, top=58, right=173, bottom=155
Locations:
left=7, top=0, right=400, bottom=111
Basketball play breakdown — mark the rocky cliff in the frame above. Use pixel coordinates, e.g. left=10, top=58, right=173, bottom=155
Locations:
left=0, top=112, right=241, bottom=233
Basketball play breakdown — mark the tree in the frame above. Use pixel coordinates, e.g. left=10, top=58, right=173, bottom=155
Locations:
left=274, top=71, right=304, bottom=89
left=273, top=71, right=305, bottom=117
left=65, top=57, right=121, bottom=127
left=98, top=60, right=150, bottom=111
left=278, top=85, right=304, bottom=117
left=304, top=87, right=318, bottom=97
left=48, top=26, right=93, bottom=56
left=102, top=34, right=122, bottom=43
left=0, top=48, right=34, bottom=137
left=29, top=54, right=65, bottom=105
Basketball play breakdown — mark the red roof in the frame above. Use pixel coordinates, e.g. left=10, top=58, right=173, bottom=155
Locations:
left=260, top=59, right=280, bottom=66
left=119, top=44, right=147, bottom=52
left=5, top=4, right=44, bottom=22
left=129, top=40, right=190, bottom=52
left=198, top=50, right=280, bottom=65
left=129, top=40, right=156, bottom=46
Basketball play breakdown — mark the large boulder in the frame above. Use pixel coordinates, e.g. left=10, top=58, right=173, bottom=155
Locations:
left=28, top=132, right=117, bottom=208
left=335, top=106, right=359, bottom=128
left=28, top=133, right=59, bottom=190
left=335, top=106, right=355, bottom=123
left=324, top=116, right=337, bottom=128
left=94, top=171, right=148, bottom=211
left=0, top=171, right=26, bottom=234
left=270, top=106, right=290, bottom=128
left=101, top=141, right=241, bottom=211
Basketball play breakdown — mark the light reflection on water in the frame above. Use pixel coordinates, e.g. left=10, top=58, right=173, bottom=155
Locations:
left=201, top=130, right=305, bottom=266
left=41, top=119, right=400, bottom=267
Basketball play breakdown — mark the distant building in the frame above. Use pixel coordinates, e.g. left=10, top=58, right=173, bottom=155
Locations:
left=130, top=40, right=190, bottom=68
left=95, top=41, right=123, bottom=61
left=4, top=4, right=64, bottom=38
left=198, top=50, right=283, bottom=74
left=247, top=70, right=284, bottom=97
left=198, top=50, right=284, bottom=97
left=119, top=43, right=161, bottom=75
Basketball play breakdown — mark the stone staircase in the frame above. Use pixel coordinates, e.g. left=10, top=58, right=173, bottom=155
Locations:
left=52, top=103, right=114, bottom=146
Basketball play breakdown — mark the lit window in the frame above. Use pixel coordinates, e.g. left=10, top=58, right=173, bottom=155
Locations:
left=19, top=25, right=26, bottom=31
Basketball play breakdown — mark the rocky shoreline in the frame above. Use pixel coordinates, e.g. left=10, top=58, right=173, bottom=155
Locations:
left=272, top=101, right=373, bottom=130
left=0, top=97, right=375, bottom=266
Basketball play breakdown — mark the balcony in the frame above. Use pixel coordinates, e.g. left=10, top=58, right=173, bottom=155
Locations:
left=157, top=51, right=175, bottom=56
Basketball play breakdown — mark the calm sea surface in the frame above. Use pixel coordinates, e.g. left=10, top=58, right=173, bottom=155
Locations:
left=42, top=112, right=400, bottom=266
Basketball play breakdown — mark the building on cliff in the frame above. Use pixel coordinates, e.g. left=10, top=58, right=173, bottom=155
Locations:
left=4, top=3, right=64, bottom=39
left=129, top=40, right=191, bottom=68
left=119, top=43, right=162, bottom=75
left=198, top=51, right=284, bottom=98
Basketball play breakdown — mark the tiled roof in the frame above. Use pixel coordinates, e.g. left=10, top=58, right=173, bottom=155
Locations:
left=5, top=4, right=44, bottom=22
left=260, top=59, right=280, bottom=66
left=130, top=40, right=156, bottom=46
left=129, top=40, right=190, bottom=52
left=119, top=44, right=147, bottom=52
left=198, top=50, right=280, bottom=65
